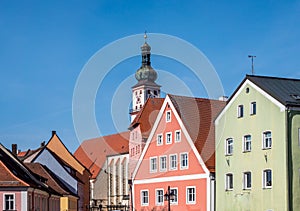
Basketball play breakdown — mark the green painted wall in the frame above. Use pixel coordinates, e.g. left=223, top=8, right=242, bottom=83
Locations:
left=215, top=81, right=288, bottom=211
left=290, top=110, right=300, bottom=211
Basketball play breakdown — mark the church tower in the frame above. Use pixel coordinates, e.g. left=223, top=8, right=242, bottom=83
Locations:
left=130, top=34, right=161, bottom=122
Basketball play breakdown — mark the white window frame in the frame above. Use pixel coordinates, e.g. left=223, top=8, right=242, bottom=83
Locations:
left=186, top=186, right=196, bottom=204
left=225, top=173, right=233, bottom=191
left=141, top=190, right=149, bottom=206
left=263, top=131, right=272, bottom=149
left=238, top=105, right=244, bottom=118
left=243, top=135, right=252, bottom=152
left=180, top=152, right=188, bottom=170
left=243, top=171, right=252, bottom=190
left=157, top=134, right=163, bottom=146
left=250, top=102, right=256, bottom=115
left=159, top=155, right=167, bottom=172
left=166, top=111, right=171, bottom=122
left=225, top=138, right=233, bottom=155
left=175, top=130, right=181, bottom=142
left=150, top=157, right=157, bottom=173
left=155, top=189, right=164, bottom=205
left=169, top=154, right=177, bottom=170
left=263, top=169, right=272, bottom=188
left=166, top=132, right=172, bottom=144
left=4, top=193, right=15, bottom=210
left=170, top=187, right=178, bottom=205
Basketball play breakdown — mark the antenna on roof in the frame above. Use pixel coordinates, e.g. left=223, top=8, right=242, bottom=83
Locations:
left=248, top=55, right=256, bottom=75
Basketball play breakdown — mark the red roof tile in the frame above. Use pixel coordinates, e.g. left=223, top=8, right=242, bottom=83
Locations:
left=129, top=98, right=164, bottom=138
left=74, top=131, right=130, bottom=179
left=169, top=94, right=226, bottom=172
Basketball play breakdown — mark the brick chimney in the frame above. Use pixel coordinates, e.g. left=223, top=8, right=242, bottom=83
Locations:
left=11, top=144, right=17, bottom=155
left=52, top=130, right=56, bottom=136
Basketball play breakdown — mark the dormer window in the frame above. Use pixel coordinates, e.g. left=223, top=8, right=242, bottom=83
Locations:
left=291, top=94, right=300, bottom=100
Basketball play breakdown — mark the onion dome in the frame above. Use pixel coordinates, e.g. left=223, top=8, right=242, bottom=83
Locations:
left=135, top=33, right=158, bottom=82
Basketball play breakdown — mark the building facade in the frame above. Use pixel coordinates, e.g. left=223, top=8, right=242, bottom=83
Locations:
left=215, top=75, right=300, bottom=211
left=132, top=94, right=225, bottom=211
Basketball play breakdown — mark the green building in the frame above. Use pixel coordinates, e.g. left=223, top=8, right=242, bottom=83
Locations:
left=215, top=75, right=300, bottom=211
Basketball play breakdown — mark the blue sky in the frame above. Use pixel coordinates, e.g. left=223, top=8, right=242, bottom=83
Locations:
left=0, top=0, right=300, bottom=152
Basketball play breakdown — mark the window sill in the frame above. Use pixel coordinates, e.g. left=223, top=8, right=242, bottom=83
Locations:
left=243, top=151, right=251, bottom=153
left=225, top=154, right=233, bottom=156
left=225, top=189, right=233, bottom=191
left=263, top=186, right=272, bottom=189
left=262, top=147, right=272, bottom=150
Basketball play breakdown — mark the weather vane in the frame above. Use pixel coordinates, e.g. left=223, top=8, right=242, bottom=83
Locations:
left=248, top=55, right=256, bottom=75
left=144, top=30, right=147, bottom=42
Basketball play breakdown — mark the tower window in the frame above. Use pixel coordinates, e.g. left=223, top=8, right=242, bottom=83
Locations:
left=154, top=90, right=158, bottom=95
left=147, top=90, right=151, bottom=94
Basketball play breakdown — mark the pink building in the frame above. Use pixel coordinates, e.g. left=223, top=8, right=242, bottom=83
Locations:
left=132, top=94, right=225, bottom=211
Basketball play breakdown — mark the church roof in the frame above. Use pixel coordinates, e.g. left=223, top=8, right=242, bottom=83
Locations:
left=129, top=98, right=164, bottom=138
left=74, top=131, right=130, bottom=179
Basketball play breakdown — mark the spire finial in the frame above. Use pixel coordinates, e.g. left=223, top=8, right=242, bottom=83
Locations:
left=144, top=30, right=147, bottom=42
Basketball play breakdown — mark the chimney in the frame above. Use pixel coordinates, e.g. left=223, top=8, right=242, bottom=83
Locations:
left=41, top=141, right=45, bottom=147
left=11, top=144, right=17, bottom=155
left=219, top=96, right=228, bottom=101
left=52, top=130, right=56, bottom=136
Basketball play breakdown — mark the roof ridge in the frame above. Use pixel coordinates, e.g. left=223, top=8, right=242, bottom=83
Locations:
left=247, top=74, right=300, bottom=81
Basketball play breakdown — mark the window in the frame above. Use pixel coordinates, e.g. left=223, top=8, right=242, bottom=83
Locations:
left=4, top=194, right=15, bottom=210
left=238, top=105, right=244, bottom=118
left=160, top=156, right=167, bottom=172
left=156, top=189, right=164, bottom=205
left=180, top=153, right=188, bottom=169
left=170, top=154, right=177, bottom=170
left=141, top=190, right=149, bottom=206
left=250, top=102, right=256, bottom=115
left=225, top=138, right=233, bottom=155
left=170, top=188, right=178, bottom=204
left=157, top=134, right=163, bottom=146
left=150, top=157, right=157, bottom=173
left=243, top=135, right=252, bottom=152
left=186, top=186, right=196, bottom=204
left=263, top=131, right=272, bottom=149
left=175, top=130, right=181, bottom=142
left=263, top=169, right=272, bottom=188
left=166, top=132, right=172, bottom=144
left=166, top=111, right=171, bottom=122
left=243, top=172, right=252, bottom=189
left=225, top=173, right=233, bottom=190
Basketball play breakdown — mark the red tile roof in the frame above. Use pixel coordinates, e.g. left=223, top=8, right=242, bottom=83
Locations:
left=74, top=131, right=130, bottom=179
left=169, top=94, right=226, bottom=172
left=129, top=98, right=164, bottom=138
left=0, top=160, right=28, bottom=187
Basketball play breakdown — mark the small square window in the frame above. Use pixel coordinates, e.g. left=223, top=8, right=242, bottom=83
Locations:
left=166, top=132, right=172, bottom=144
left=170, top=154, right=177, bottom=170
left=250, top=102, right=256, bottom=115
left=166, top=111, right=171, bottom=122
left=263, top=169, right=272, bottom=188
left=150, top=157, right=157, bottom=173
left=141, top=190, right=149, bottom=206
left=186, top=187, right=196, bottom=204
left=225, top=173, right=233, bottom=190
left=157, top=134, right=163, bottom=146
left=175, top=130, right=181, bottom=142
left=243, top=135, right=251, bottom=152
left=180, top=153, right=188, bottom=169
left=263, top=131, right=272, bottom=149
left=225, top=138, right=233, bottom=155
left=243, top=172, right=252, bottom=189
left=238, top=105, right=244, bottom=118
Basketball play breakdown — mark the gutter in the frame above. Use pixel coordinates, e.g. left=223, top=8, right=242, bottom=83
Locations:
left=286, top=107, right=292, bottom=211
